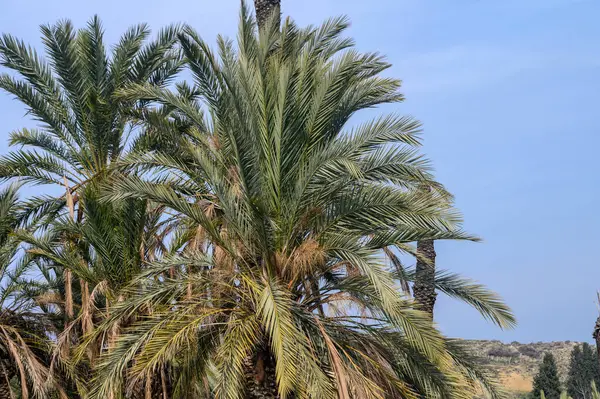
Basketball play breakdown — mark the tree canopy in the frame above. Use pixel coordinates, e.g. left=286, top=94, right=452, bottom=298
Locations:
left=0, top=4, right=515, bottom=398
left=567, top=343, right=600, bottom=399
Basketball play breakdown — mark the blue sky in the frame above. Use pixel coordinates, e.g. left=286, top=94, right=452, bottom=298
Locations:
left=1, top=0, right=599, bottom=343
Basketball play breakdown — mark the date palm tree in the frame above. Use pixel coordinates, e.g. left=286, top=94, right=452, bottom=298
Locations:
left=0, top=16, right=182, bottom=323
left=85, top=6, right=514, bottom=398
left=0, top=17, right=183, bottom=397
left=255, top=0, right=438, bottom=324
left=0, top=16, right=182, bottom=214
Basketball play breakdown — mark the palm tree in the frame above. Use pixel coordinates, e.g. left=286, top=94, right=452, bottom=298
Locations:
left=0, top=16, right=182, bottom=211
left=0, top=17, right=183, bottom=397
left=0, top=17, right=183, bottom=237
left=86, top=7, right=514, bottom=398
left=0, top=17, right=182, bottom=314
left=256, top=0, right=436, bottom=324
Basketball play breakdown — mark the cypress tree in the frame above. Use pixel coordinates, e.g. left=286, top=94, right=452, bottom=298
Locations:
left=567, top=343, right=600, bottom=399
left=532, top=353, right=562, bottom=399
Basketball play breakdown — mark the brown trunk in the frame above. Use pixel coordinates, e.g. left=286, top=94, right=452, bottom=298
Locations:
left=81, top=280, right=93, bottom=334
left=63, top=177, right=75, bottom=352
left=0, top=382, right=12, bottom=399
left=129, top=376, right=156, bottom=399
left=128, top=367, right=169, bottom=398
left=63, top=268, right=74, bottom=355
left=253, top=0, right=280, bottom=30
left=593, top=316, right=600, bottom=370
left=0, top=364, right=14, bottom=399
left=161, top=367, right=168, bottom=399
left=413, top=239, right=437, bottom=317
left=64, top=269, right=74, bottom=320
left=128, top=376, right=156, bottom=399
left=129, top=379, right=144, bottom=399
left=244, top=352, right=279, bottom=398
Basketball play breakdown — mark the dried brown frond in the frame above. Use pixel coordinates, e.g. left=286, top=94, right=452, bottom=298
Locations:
left=280, top=238, right=325, bottom=284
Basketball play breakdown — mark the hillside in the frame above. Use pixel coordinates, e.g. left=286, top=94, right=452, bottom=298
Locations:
left=465, top=340, right=582, bottom=397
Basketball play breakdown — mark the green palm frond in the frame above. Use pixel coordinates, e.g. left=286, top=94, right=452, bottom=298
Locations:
left=0, top=184, right=59, bottom=398
left=397, top=267, right=516, bottom=330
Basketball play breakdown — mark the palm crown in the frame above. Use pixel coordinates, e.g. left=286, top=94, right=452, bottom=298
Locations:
left=0, top=16, right=182, bottom=226
left=84, top=7, right=515, bottom=399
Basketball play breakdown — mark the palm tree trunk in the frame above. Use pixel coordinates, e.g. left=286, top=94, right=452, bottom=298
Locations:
left=63, top=177, right=75, bottom=351
left=593, top=315, right=600, bottom=370
left=244, top=351, right=279, bottom=398
left=254, top=0, right=280, bottom=30
left=413, top=239, right=437, bottom=317
left=0, top=382, right=12, bottom=399
left=0, top=364, right=14, bottom=399
left=129, top=373, right=162, bottom=399
left=129, top=379, right=145, bottom=399
left=63, top=268, right=73, bottom=355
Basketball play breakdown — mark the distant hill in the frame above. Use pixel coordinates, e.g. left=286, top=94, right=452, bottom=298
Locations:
left=465, top=340, right=582, bottom=397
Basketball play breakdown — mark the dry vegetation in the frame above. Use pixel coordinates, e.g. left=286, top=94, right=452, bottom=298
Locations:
left=465, top=340, right=581, bottom=397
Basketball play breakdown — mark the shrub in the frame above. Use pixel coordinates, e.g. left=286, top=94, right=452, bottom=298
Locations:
left=518, top=345, right=540, bottom=358
left=487, top=347, right=519, bottom=359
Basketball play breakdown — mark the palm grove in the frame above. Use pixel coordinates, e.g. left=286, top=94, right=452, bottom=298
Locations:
left=0, top=1, right=517, bottom=398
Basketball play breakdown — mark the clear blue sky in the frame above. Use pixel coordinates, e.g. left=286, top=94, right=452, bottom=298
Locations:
left=1, top=0, right=599, bottom=343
